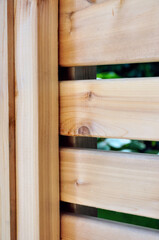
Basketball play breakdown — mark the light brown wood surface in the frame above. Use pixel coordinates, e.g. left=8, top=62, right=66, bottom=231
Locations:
left=15, top=0, right=59, bottom=239
left=60, top=148, right=159, bottom=219
left=60, top=78, right=159, bottom=140
left=38, top=1, right=59, bottom=239
left=60, top=66, right=97, bottom=217
left=60, top=0, right=159, bottom=66
left=60, top=67, right=97, bottom=149
left=0, top=0, right=11, bottom=239
left=61, top=213, right=159, bottom=240
left=15, top=1, right=39, bottom=238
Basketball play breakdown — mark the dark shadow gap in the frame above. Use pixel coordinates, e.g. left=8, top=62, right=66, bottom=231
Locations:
left=61, top=202, right=159, bottom=230
left=97, top=62, right=159, bottom=79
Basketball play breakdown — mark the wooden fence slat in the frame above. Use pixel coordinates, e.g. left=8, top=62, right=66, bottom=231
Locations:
left=60, top=148, right=159, bottom=219
left=15, top=0, right=59, bottom=239
left=60, top=78, right=159, bottom=140
left=0, top=0, right=11, bottom=239
left=61, top=213, right=159, bottom=240
left=60, top=0, right=159, bottom=66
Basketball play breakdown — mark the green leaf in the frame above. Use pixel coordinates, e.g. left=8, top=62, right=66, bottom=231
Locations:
left=97, top=72, right=120, bottom=79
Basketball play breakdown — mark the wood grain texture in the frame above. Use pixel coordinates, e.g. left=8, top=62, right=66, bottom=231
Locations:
left=60, top=78, right=159, bottom=140
left=60, top=66, right=97, bottom=217
left=60, top=148, right=159, bottom=219
left=60, top=66, right=97, bottom=149
left=8, top=0, right=16, bottom=239
left=60, top=0, right=159, bottom=66
left=15, top=1, right=39, bottom=239
left=0, top=0, right=11, bottom=239
left=61, top=214, right=159, bottom=240
left=38, top=0, right=59, bottom=239
left=15, top=0, right=59, bottom=239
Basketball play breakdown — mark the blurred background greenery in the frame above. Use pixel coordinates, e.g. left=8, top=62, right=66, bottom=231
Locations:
left=97, top=63, right=159, bottom=229
left=97, top=63, right=159, bottom=78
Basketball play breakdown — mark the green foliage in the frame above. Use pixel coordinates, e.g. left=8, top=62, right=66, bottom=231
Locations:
left=98, top=209, right=159, bottom=230
left=97, top=72, right=120, bottom=79
left=97, top=138, right=159, bottom=154
left=97, top=62, right=159, bottom=78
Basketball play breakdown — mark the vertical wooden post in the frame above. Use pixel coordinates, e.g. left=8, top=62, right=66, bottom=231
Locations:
left=0, top=0, right=11, bottom=239
left=15, top=1, right=39, bottom=239
left=8, top=0, right=16, bottom=239
left=38, top=1, right=59, bottom=239
left=15, top=0, right=59, bottom=239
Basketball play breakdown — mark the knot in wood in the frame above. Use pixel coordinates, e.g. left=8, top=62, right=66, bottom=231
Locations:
left=86, top=91, right=93, bottom=100
left=75, top=180, right=81, bottom=186
left=87, top=0, right=97, bottom=3
left=78, top=126, right=90, bottom=135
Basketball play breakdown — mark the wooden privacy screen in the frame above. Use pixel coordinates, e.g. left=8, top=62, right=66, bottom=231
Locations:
left=1, top=0, right=159, bottom=239
left=59, top=0, right=159, bottom=239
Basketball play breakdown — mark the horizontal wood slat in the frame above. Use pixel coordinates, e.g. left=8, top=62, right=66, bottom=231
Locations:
left=61, top=214, right=159, bottom=240
left=60, top=148, right=159, bottom=219
left=60, top=0, right=159, bottom=66
left=60, top=78, right=159, bottom=140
